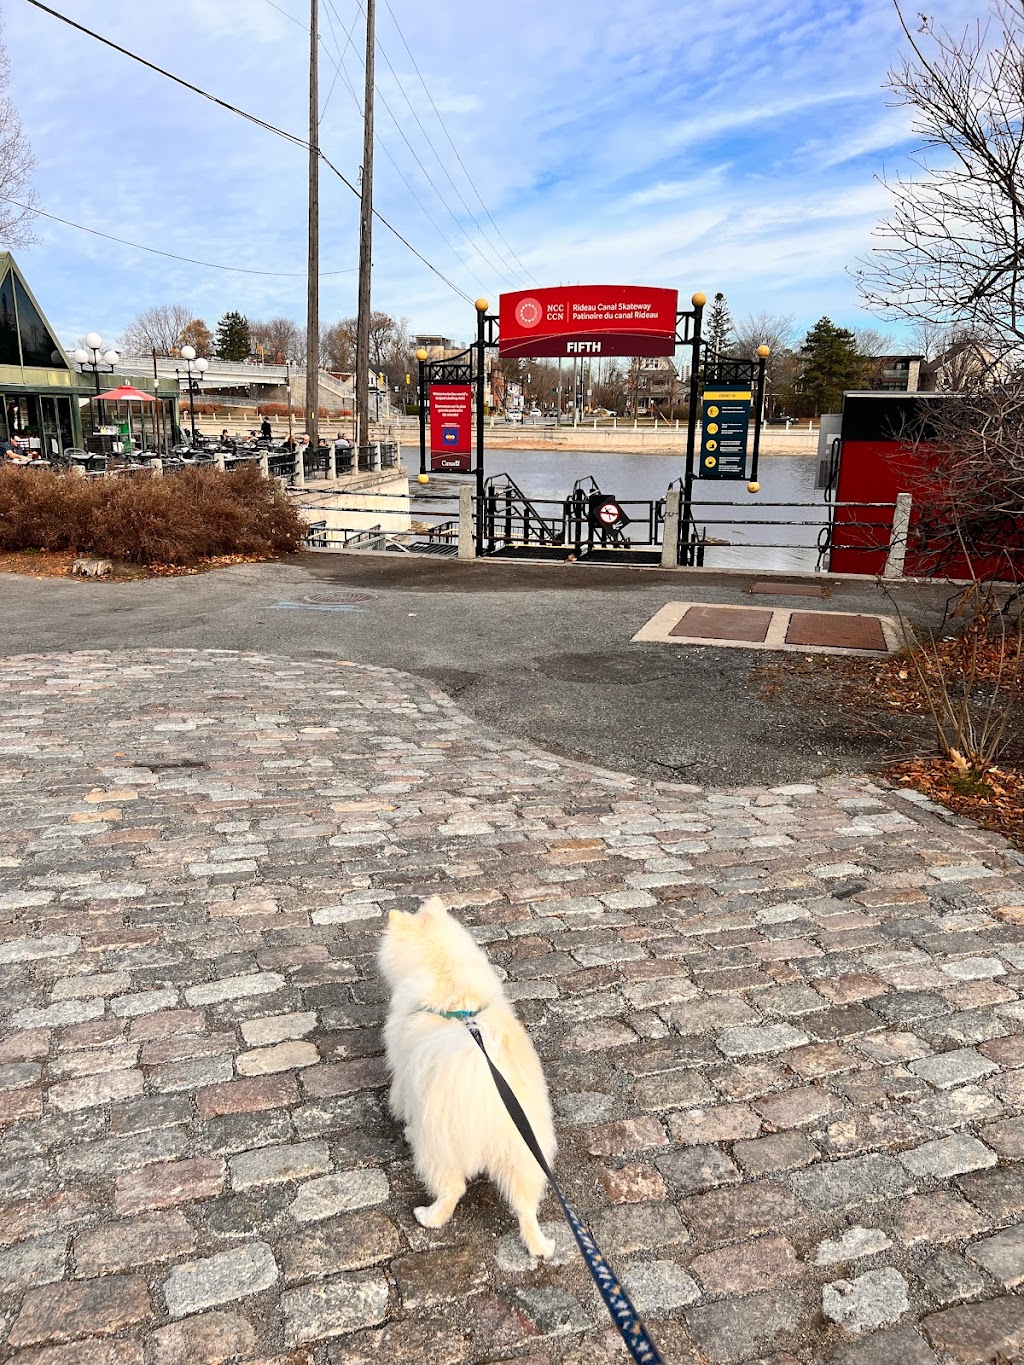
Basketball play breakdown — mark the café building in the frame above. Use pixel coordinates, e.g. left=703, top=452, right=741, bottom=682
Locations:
left=0, top=252, right=178, bottom=457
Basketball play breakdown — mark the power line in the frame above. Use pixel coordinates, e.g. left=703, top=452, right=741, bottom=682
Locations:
left=3, top=199, right=357, bottom=276
left=316, top=0, right=360, bottom=122
left=380, top=0, right=537, bottom=285
left=257, top=0, right=503, bottom=291
left=369, top=3, right=530, bottom=286
left=24, top=0, right=476, bottom=303
left=26, top=0, right=307, bottom=150
left=317, top=1, right=491, bottom=294
left=321, top=0, right=517, bottom=288
left=259, top=0, right=306, bottom=27
left=319, top=151, right=473, bottom=301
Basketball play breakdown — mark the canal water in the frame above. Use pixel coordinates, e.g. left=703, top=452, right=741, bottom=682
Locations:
left=406, top=447, right=827, bottom=573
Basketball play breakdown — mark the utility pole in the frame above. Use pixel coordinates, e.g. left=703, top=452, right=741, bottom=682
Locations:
left=355, top=0, right=375, bottom=451
left=305, top=0, right=319, bottom=457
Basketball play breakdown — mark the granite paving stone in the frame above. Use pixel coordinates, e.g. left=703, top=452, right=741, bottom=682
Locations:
left=965, top=1224, right=1024, bottom=1287
left=1, top=648, right=1023, bottom=1361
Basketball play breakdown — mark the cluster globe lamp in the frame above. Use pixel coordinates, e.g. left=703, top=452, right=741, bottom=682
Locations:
left=70, top=332, right=120, bottom=437
left=176, top=344, right=210, bottom=444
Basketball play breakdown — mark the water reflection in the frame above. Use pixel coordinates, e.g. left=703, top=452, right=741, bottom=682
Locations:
left=407, top=447, right=828, bottom=573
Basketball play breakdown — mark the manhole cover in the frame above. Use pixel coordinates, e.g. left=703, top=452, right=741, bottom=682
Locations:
left=300, top=591, right=377, bottom=605
left=786, top=611, right=886, bottom=651
left=670, top=604, right=773, bottom=643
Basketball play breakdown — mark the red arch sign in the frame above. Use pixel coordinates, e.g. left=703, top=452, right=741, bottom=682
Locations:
left=499, top=286, right=678, bottom=358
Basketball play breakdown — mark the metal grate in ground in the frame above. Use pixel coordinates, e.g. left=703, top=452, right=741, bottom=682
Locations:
left=634, top=601, right=908, bottom=656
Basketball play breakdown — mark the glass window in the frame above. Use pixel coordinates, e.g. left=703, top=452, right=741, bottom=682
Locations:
left=0, top=271, right=20, bottom=365
left=14, top=276, right=63, bottom=368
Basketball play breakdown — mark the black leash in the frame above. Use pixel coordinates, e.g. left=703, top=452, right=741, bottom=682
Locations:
left=466, top=1020, right=665, bottom=1365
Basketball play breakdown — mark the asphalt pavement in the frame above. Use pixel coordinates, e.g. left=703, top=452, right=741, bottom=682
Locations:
left=0, top=553, right=950, bottom=786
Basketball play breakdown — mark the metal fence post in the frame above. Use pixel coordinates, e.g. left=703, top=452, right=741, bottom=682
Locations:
left=260, top=449, right=270, bottom=478
left=458, top=484, right=475, bottom=560
left=215, top=450, right=226, bottom=472
left=661, top=489, right=681, bottom=568
left=152, top=457, right=163, bottom=477
left=883, top=492, right=913, bottom=579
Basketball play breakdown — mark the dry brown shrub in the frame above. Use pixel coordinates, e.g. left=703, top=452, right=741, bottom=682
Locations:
left=0, top=466, right=304, bottom=565
left=0, top=468, right=99, bottom=550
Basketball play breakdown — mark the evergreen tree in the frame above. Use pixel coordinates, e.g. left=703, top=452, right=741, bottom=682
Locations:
left=706, top=291, right=733, bottom=361
left=215, top=311, right=252, bottom=361
left=798, top=317, right=865, bottom=415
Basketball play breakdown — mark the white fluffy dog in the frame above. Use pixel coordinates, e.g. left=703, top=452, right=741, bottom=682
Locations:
left=379, top=895, right=557, bottom=1257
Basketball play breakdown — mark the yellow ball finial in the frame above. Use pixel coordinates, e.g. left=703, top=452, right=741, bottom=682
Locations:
left=747, top=481, right=760, bottom=494
left=757, top=345, right=771, bottom=358
left=415, top=347, right=428, bottom=362
left=417, top=473, right=430, bottom=485
left=692, top=292, right=707, bottom=308
left=475, top=297, right=489, bottom=313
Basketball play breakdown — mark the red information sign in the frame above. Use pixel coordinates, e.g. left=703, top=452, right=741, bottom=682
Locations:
left=429, top=384, right=473, bottom=471
left=499, top=285, right=678, bottom=358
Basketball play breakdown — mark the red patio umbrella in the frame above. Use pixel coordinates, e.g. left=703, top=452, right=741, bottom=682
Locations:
left=96, top=385, right=156, bottom=402
left=95, top=384, right=157, bottom=456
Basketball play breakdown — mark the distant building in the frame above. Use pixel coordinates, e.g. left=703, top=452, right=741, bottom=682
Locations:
left=414, top=334, right=459, bottom=360
left=920, top=339, right=1002, bottom=391
left=863, top=342, right=1003, bottom=394
left=633, top=356, right=679, bottom=415
left=864, top=355, right=924, bottom=392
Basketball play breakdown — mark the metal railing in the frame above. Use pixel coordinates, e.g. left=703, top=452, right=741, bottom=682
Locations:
left=680, top=498, right=899, bottom=572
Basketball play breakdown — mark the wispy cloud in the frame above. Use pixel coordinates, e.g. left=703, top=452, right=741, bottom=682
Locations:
left=3, top=0, right=987, bottom=348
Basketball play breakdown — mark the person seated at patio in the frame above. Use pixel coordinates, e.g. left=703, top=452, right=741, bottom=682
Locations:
left=2, top=435, right=31, bottom=464
left=220, top=429, right=231, bottom=445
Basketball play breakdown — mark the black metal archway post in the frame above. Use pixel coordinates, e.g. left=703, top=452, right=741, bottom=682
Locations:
left=416, top=291, right=766, bottom=566
left=416, top=300, right=499, bottom=556
left=680, top=319, right=770, bottom=563
left=678, top=292, right=706, bottom=567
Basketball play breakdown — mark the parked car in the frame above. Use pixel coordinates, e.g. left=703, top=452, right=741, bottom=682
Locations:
left=504, top=411, right=523, bottom=423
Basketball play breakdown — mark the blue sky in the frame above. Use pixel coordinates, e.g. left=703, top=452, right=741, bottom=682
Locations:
left=3, top=0, right=981, bottom=352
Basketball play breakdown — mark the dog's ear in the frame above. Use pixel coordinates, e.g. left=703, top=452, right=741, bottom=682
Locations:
left=387, top=908, right=412, bottom=930
left=417, top=894, right=446, bottom=919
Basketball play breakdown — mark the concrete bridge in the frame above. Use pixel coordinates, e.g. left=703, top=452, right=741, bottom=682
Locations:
left=117, top=355, right=378, bottom=413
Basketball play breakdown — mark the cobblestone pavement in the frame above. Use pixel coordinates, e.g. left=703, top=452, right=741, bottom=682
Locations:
left=2, top=650, right=1024, bottom=1365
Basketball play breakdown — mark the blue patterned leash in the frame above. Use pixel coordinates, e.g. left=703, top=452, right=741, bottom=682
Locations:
left=464, top=1018, right=664, bottom=1365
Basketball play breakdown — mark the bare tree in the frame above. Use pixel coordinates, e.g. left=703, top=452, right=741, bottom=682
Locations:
left=251, top=316, right=302, bottom=364
left=321, top=319, right=355, bottom=372
left=730, top=311, right=798, bottom=414
left=119, top=304, right=196, bottom=355
left=0, top=18, right=38, bottom=247
left=858, top=2, right=1024, bottom=353
left=853, top=328, right=894, bottom=357
left=730, top=311, right=796, bottom=359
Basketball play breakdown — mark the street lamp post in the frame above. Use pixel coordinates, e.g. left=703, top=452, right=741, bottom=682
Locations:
left=174, top=345, right=209, bottom=444
left=71, top=333, right=120, bottom=440
left=416, top=346, right=428, bottom=475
